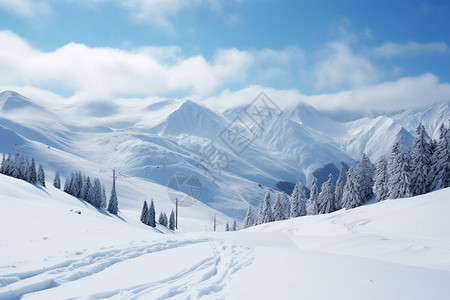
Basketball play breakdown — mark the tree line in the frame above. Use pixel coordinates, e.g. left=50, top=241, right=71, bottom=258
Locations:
left=140, top=199, right=176, bottom=230
left=1, top=151, right=45, bottom=186
left=244, top=121, right=450, bottom=228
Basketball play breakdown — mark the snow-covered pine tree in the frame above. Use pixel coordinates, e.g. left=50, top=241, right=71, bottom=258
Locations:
left=90, top=178, right=103, bottom=208
left=53, top=170, right=61, bottom=189
left=290, top=182, right=307, bottom=218
left=355, top=153, right=375, bottom=204
left=37, top=163, right=45, bottom=187
left=13, top=152, right=25, bottom=180
left=281, top=193, right=291, bottom=220
left=101, top=184, right=107, bottom=208
left=169, top=210, right=175, bottom=230
left=3, top=152, right=12, bottom=176
left=158, top=212, right=168, bottom=227
left=342, top=166, right=362, bottom=209
left=306, top=177, right=319, bottom=215
left=373, top=155, right=389, bottom=201
left=63, top=173, right=72, bottom=193
left=430, top=122, right=450, bottom=191
left=411, top=123, right=432, bottom=196
left=387, top=136, right=412, bottom=199
left=82, top=176, right=91, bottom=202
left=272, top=194, right=284, bottom=221
left=261, top=192, right=273, bottom=223
left=28, top=158, right=37, bottom=184
left=107, top=170, right=118, bottom=214
left=140, top=200, right=149, bottom=224
left=243, top=205, right=255, bottom=228
left=334, top=167, right=346, bottom=210
left=0, top=154, right=5, bottom=174
left=318, top=174, right=335, bottom=214
left=147, top=199, right=156, bottom=227
left=232, top=220, right=237, bottom=231
left=254, top=202, right=264, bottom=225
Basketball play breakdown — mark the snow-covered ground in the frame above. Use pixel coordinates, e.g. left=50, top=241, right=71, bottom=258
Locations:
left=1, top=174, right=449, bottom=299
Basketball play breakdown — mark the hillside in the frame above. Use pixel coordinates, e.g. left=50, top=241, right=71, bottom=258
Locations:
left=0, top=174, right=449, bottom=299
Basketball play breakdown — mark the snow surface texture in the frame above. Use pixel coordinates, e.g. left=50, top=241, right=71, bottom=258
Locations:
left=0, top=90, right=449, bottom=219
left=0, top=174, right=449, bottom=299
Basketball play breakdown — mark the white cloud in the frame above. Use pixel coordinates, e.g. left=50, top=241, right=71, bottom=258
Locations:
left=0, top=0, right=50, bottom=17
left=314, top=42, right=381, bottom=90
left=0, top=31, right=258, bottom=100
left=201, top=74, right=450, bottom=113
left=373, top=41, right=449, bottom=57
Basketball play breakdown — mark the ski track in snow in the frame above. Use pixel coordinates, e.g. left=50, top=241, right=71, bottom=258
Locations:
left=0, top=238, right=254, bottom=300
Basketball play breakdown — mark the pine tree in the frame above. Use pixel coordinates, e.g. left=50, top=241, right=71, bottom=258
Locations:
left=290, top=182, right=307, bottom=218
left=272, top=194, right=284, bottom=221
left=28, top=158, right=37, bottom=184
left=82, top=176, right=91, bottom=202
left=430, top=122, right=450, bottom=190
left=4, top=152, right=12, bottom=176
left=318, top=174, right=335, bottom=214
left=63, top=173, right=72, bottom=193
left=0, top=154, right=5, bottom=174
left=355, top=153, right=375, bottom=204
left=373, top=155, right=389, bottom=201
left=158, top=212, right=168, bottom=227
left=342, top=166, right=361, bottom=209
left=411, top=123, right=432, bottom=195
left=107, top=170, right=118, bottom=214
left=261, top=192, right=273, bottom=223
left=147, top=199, right=156, bottom=227
left=232, top=220, right=237, bottom=231
left=243, top=205, right=255, bottom=228
left=53, top=170, right=61, bottom=189
left=306, top=177, right=319, bottom=215
left=90, top=178, right=103, bottom=208
left=281, top=193, right=291, bottom=220
left=37, top=163, right=45, bottom=187
left=101, top=184, right=107, bottom=208
left=169, top=210, right=175, bottom=230
left=254, top=202, right=264, bottom=225
left=334, top=167, right=346, bottom=210
left=387, top=136, right=412, bottom=199
left=140, top=200, right=149, bottom=224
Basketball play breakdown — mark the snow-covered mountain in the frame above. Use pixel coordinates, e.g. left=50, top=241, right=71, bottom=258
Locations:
left=0, top=90, right=449, bottom=219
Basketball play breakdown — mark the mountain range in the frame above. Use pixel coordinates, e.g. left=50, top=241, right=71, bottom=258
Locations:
left=0, top=90, right=449, bottom=219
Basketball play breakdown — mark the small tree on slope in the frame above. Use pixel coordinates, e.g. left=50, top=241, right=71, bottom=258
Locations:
left=387, top=136, right=412, bottom=199
left=37, top=163, right=45, bottom=187
left=140, top=201, right=149, bottom=224
left=290, top=182, right=307, bottom=218
left=318, top=174, right=335, bottom=214
left=430, top=122, right=450, bottom=191
left=373, top=155, right=389, bottom=201
left=272, top=194, right=284, bottom=221
left=306, top=177, right=319, bottom=215
left=107, top=170, right=118, bottom=215
left=411, top=123, right=432, bottom=196
left=334, top=167, right=346, bottom=210
left=169, top=210, right=175, bottom=230
left=243, top=205, right=255, bottom=228
left=53, top=170, right=61, bottom=189
left=147, top=199, right=156, bottom=227
left=261, top=192, right=273, bottom=224
left=355, top=153, right=375, bottom=204
left=342, top=166, right=361, bottom=209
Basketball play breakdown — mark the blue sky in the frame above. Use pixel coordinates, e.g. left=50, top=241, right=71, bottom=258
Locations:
left=0, top=0, right=449, bottom=111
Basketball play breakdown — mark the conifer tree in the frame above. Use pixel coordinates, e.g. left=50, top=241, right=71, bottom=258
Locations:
left=147, top=199, right=156, bottom=227
left=82, top=176, right=91, bottom=202
left=290, top=182, right=307, bottom=218
left=243, top=205, right=255, bottom=228
left=261, top=192, right=273, bottom=223
left=140, top=200, right=148, bottom=224
left=107, top=170, right=118, bottom=214
left=232, top=220, right=237, bottom=231
left=225, top=222, right=230, bottom=231
left=373, top=155, right=389, bottom=201
left=334, top=167, right=346, bottom=210
left=306, top=177, right=319, bottom=215
left=254, top=202, right=264, bottom=225
left=37, top=163, right=45, bottom=187
left=281, top=193, right=291, bottom=219
left=355, top=153, right=375, bottom=203
left=430, top=122, right=450, bottom=190
left=101, top=184, right=107, bottom=208
left=411, top=123, right=432, bottom=195
left=169, top=210, right=175, bottom=230
left=387, top=136, right=412, bottom=199
left=0, top=153, right=5, bottom=174
left=272, top=194, right=284, bottom=221
left=342, top=166, right=361, bottom=209
left=4, top=152, right=12, bottom=176
left=63, top=173, right=72, bottom=193
left=90, top=178, right=103, bottom=208
left=318, top=174, right=335, bottom=214
left=28, top=158, right=37, bottom=184
left=158, top=212, right=168, bottom=227
left=53, top=170, right=61, bottom=189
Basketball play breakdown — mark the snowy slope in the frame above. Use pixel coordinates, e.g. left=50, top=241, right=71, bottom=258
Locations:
left=0, top=174, right=449, bottom=299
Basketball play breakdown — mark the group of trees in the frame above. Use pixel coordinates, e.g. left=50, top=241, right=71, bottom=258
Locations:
left=140, top=199, right=176, bottom=230
left=60, top=169, right=119, bottom=214
left=244, top=121, right=450, bottom=228
left=225, top=220, right=237, bottom=231
left=1, top=151, right=45, bottom=186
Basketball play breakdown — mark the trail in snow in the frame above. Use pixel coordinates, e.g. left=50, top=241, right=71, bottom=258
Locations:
left=0, top=238, right=254, bottom=300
